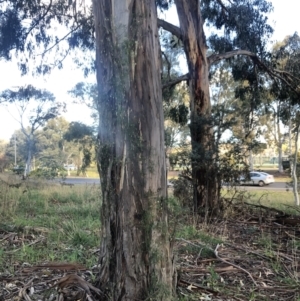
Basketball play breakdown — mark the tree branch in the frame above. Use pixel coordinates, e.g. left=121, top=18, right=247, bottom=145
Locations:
left=37, top=25, right=80, bottom=56
left=158, top=19, right=300, bottom=95
left=161, top=51, right=172, bottom=81
left=25, top=0, right=53, bottom=39
left=274, top=69, right=300, bottom=86
left=157, top=18, right=183, bottom=41
left=214, top=244, right=258, bottom=286
left=207, top=49, right=258, bottom=66
left=162, top=73, right=190, bottom=90
left=214, top=0, right=229, bottom=13
left=208, top=50, right=300, bottom=95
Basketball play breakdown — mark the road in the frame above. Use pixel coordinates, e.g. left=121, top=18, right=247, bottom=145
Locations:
left=58, top=177, right=100, bottom=185
left=61, top=177, right=289, bottom=191
left=224, top=181, right=289, bottom=191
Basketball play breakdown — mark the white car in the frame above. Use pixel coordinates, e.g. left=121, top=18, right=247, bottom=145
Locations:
left=239, top=171, right=275, bottom=187
left=64, top=164, right=76, bottom=171
left=167, top=181, right=174, bottom=188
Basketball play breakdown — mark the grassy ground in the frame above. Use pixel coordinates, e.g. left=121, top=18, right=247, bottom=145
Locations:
left=1, top=175, right=300, bottom=300
left=66, top=167, right=99, bottom=178
left=222, top=188, right=297, bottom=210
left=0, top=180, right=101, bottom=272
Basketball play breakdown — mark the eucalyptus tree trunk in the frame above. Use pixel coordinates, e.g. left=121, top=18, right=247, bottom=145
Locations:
left=174, top=0, right=219, bottom=213
left=275, top=108, right=284, bottom=173
left=23, top=133, right=34, bottom=177
left=292, top=125, right=300, bottom=206
left=278, top=143, right=283, bottom=173
left=249, top=150, right=254, bottom=171
left=24, top=143, right=32, bottom=177
left=289, top=109, right=293, bottom=177
left=93, top=1, right=175, bottom=300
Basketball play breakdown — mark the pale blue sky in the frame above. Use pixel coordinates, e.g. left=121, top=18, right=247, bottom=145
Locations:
left=0, top=0, right=299, bottom=141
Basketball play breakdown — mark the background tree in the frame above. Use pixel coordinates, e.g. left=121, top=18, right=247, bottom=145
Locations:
left=35, top=117, right=82, bottom=178
left=64, top=121, right=95, bottom=176
left=157, top=0, right=300, bottom=213
left=0, top=139, right=9, bottom=172
left=0, top=85, right=62, bottom=176
left=38, top=117, right=72, bottom=165
left=3, top=118, right=93, bottom=179
left=272, top=33, right=300, bottom=204
left=210, top=67, right=250, bottom=186
left=291, top=116, right=300, bottom=206
left=261, top=99, right=289, bottom=172
left=160, top=34, right=190, bottom=172
left=5, top=129, right=33, bottom=169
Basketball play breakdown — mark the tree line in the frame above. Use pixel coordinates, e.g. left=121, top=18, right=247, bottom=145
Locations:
left=0, top=116, right=95, bottom=178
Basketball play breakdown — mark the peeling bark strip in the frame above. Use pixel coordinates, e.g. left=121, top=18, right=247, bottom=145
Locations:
left=93, top=0, right=175, bottom=300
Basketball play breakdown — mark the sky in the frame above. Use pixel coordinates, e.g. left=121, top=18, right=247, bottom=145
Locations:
left=0, top=0, right=299, bottom=141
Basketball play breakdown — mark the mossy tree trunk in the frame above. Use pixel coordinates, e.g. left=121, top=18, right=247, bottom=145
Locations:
left=92, top=0, right=175, bottom=300
left=175, top=0, right=220, bottom=213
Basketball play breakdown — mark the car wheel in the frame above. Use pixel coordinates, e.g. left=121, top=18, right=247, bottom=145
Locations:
left=258, top=180, right=265, bottom=187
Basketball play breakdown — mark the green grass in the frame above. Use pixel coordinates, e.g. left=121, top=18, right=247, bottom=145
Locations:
left=222, top=187, right=299, bottom=212
left=243, top=190, right=300, bottom=214
left=1, top=174, right=299, bottom=300
left=175, top=224, right=222, bottom=258
left=0, top=181, right=101, bottom=271
left=67, top=166, right=99, bottom=178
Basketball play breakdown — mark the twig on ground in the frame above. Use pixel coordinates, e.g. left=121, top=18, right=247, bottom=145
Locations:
left=177, top=238, right=258, bottom=286
left=214, top=244, right=258, bottom=286
left=5, top=238, right=45, bottom=254
left=243, top=202, right=286, bottom=216
left=179, top=278, right=219, bottom=295
left=176, top=237, right=208, bottom=250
